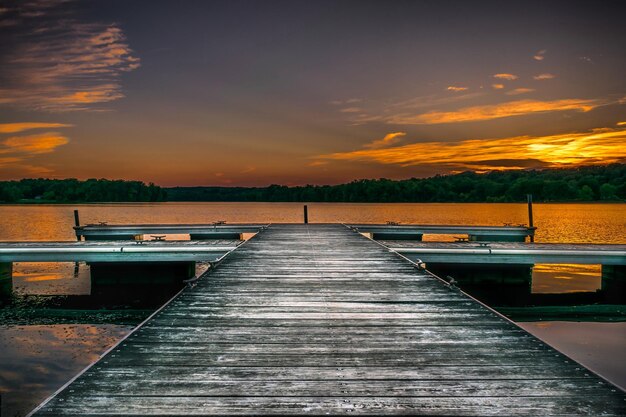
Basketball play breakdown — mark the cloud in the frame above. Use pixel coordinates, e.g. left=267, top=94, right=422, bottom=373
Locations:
left=505, top=88, right=535, bottom=96
left=365, top=132, right=406, bottom=149
left=308, top=160, right=329, bottom=167
left=383, top=98, right=602, bottom=125
left=330, top=98, right=361, bottom=105
left=1, top=132, right=69, bottom=154
left=335, top=92, right=485, bottom=126
left=446, top=86, right=468, bottom=92
left=534, top=73, right=555, bottom=80
left=492, top=84, right=504, bottom=90
left=533, top=49, right=547, bottom=61
left=0, top=4, right=140, bottom=111
left=0, top=122, right=72, bottom=133
left=493, top=73, right=518, bottom=81
left=317, top=127, right=626, bottom=171
left=617, top=121, right=626, bottom=126
left=339, top=107, right=363, bottom=113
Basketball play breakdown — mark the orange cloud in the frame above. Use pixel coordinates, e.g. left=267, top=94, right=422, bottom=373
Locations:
left=491, top=84, right=504, bottom=89
left=57, top=86, right=124, bottom=104
left=446, top=86, right=468, bottom=92
left=385, top=98, right=601, bottom=125
left=339, top=107, right=363, bottom=113
left=534, top=73, right=555, bottom=80
left=2, top=132, right=69, bottom=154
left=493, top=73, right=518, bottom=80
left=1, top=13, right=139, bottom=112
left=365, top=132, right=407, bottom=149
left=317, top=127, right=626, bottom=170
left=506, top=88, right=535, bottom=96
left=0, top=122, right=72, bottom=133
left=617, top=121, right=626, bottom=126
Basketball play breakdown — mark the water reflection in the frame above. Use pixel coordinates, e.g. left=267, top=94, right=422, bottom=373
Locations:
left=532, top=264, right=601, bottom=293
left=0, top=202, right=624, bottom=242
left=519, top=321, right=626, bottom=391
left=0, top=324, right=131, bottom=417
left=13, top=262, right=90, bottom=295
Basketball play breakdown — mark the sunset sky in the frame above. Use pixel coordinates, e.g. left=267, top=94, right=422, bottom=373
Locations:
left=0, top=0, right=625, bottom=186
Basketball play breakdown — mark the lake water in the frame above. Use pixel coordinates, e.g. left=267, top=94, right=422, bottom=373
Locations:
left=0, top=202, right=625, bottom=415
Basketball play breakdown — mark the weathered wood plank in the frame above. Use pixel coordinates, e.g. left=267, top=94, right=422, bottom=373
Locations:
left=36, top=396, right=626, bottom=416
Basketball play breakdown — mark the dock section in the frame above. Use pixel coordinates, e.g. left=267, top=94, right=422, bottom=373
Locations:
left=383, top=241, right=626, bottom=265
left=32, top=224, right=625, bottom=416
left=383, top=241, right=626, bottom=304
left=74, top=223, right=267, bottom=240
left=0, top=240, right=239, bottom=263
left=0, top=240, right=238, bottom=298
left=349, top=224, right=535, bottom=242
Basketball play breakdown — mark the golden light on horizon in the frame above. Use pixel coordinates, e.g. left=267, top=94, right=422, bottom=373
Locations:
left=318, top=127, right=626, bottom=171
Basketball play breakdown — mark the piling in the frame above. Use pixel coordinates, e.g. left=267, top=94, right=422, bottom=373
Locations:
left=303, top=205, right=308, bottom=224
left=0, top=262, right=11, bottom=299
left=73, top=209, right=81, bottom=241
left=527, top=194, right=534, bottom=243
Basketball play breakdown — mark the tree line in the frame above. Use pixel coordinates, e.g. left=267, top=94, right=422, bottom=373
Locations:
left=167, top=164, right=626, bottom=203
left=0, top=179, right=167, bottom=203
left=1, top=164, right=624, bottom=203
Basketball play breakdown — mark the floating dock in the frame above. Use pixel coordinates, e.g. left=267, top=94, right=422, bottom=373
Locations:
left=0, top=240, right=239, bottom=262
left=383, top=241, right=626, bottom=265
left=30, top=224, right=625, bottom=416
left=349, top=224, right=535, bottom=242
left=74, top=223, right=267, bottom=240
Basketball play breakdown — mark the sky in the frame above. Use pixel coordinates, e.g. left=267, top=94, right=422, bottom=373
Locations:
left=0, top=0, right=625, bottom=186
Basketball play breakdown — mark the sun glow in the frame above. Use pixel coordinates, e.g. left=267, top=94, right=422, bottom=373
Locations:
left=317, top=128, right=626, bottom=171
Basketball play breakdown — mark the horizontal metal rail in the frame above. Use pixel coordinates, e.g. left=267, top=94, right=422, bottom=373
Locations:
left=0, top=242, right=238, bottom=262
left=391, top=246, right=626, bottom=265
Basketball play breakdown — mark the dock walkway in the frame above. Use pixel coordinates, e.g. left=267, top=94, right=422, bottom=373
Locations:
left=32, top=224, right=626, bottom=416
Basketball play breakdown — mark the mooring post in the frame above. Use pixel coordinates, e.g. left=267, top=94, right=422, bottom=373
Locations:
left=527, top=194, right=534, bottom=243
left=73, top=209, right=81, bottom=241
left=304, top=205, right=308, bottom=224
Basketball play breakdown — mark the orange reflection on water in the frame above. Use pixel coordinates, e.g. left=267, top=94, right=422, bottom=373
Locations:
left=12, top=262, right=90, bottom=295
left=532, top=264, right=601, bottom=293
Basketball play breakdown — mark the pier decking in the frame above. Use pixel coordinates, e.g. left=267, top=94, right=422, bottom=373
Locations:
left=31, top=224, right=625, bottom=416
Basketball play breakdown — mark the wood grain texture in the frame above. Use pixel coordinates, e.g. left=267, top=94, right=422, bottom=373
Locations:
left=32, top=224, right=626, bottom=416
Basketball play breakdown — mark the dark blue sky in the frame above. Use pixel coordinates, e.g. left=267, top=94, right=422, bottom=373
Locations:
left=1, top=0, right=625, bottom=185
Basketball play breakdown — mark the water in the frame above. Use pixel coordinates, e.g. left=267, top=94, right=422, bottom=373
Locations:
left=0, top=202, right=624, bottom=415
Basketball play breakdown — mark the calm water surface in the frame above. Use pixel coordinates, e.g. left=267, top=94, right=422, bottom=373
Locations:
left=0, top=203, right=624, bottom=415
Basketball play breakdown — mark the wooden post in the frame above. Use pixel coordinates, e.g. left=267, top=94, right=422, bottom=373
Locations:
left=73, top=209, right=81, bottom=241
left=303, top=205, right=308, bottom=224
left=0, top=262, right=12, bottom=299
left=527, top=194, right=534, bottom=243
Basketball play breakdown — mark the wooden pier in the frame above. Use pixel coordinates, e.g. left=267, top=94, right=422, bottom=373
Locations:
left=30, top=224, right=626, bottom=415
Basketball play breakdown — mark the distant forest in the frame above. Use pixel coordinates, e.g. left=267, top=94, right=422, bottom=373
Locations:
left=1, top=164, right=624, bottom=203
left=168, top=164, right=626, bottom=203
left=0, top=179, right=167, bottom=203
